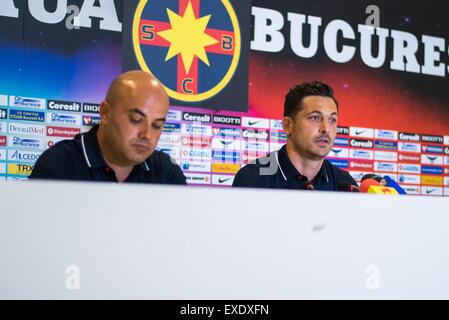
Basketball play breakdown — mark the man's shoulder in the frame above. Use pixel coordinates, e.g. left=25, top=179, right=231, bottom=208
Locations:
left=148, top=149, right=187, bottom=185
left=324, top=159, right=358, bottom=185
left=233, top=152, right=277, bottom=187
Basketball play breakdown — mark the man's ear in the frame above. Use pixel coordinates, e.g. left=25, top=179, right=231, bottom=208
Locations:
left=282, top=116, right=293, bottom=136
left=99, top=101, right=110, bottom=124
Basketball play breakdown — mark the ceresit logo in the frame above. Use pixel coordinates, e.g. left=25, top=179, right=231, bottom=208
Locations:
left=212, top=174, right=234, bottom=186
left=8, top=136, right=44, bottom=150
left=350, top=139, right=373, bottom=149
left=9, top=96, right=45, bottom=110
left=399, top=132, right=420, bottom=142
left=47, top=100, right=81, bottom=112
left=328, top=147, right=349, bottom=159
left=242, top=117, right=270, bottom=129
left=374, top=129, right=398, bottom=141
left=398, top=142, right=421, bottom=153
left=184, top=173, right=211, bottom=185
left=398, top=174, right=421, bottom=185
left=374, top=151, right=398, bottom=162
left=47, top=112, right=81, bottom=126
left=212, top=163, right=240, bottom=174
left=8, top=123, right=45, bottom=136
left=349, top=149, right=373, bottom=160
left=181, top=123, right=212, bottom=136
left=7, top=163, right=34, bottom=175
left=7, top=150, right=41, bottom=162
left=182, top=112, right=211, bottom=123
left=133, top=0, right=241, bottom=102
left=242, top=129, right=269, bottom=140
left=421, top=155, right=443, bottom=165
left=350, top=127, right=374, bottom=138
left=374, top=162, right=397, bottom=172
left=181, top=161, right=211, bottom=172
left=398, top=163, right=421, bottom=174
left=212, top=138, right=241, bottom=150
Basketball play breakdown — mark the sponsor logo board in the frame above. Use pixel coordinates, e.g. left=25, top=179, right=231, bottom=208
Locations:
left=181, top=123, right=212, bottom=136
left=0, top=108, right=7, bottom=119
left=350, top=138, right=373, bottom=149
left=0, top=149, right=6, bottom=160
left=421, top=155, right=444, bottom=165
left=47, top=112, right=81, bottom=126
left=47, top=126, right=80, bottom=138
left=213, top=150, right=240, bottom=163
left=182, top=148, right=212, bottom=160
left=398, top=163, right=421, bottom=174
left=7, top=150, right=41, bottom=162
left=421, top=175, right=443, bottom=186
left=422, top=145, right=443, bottom=154
left=212, top=174, right=234, bottom=186
left=349, top=160, right=374, bottom=171
left=8, top=136, right=44, bottom=149
left=374, top=161, right=397, bottom=172
left=337, top=126, right=349, bottom=135
left=398, top=153, right=420, bottom=163
left=8, top=123, right=45, bottom=136
left=9, top=109, right=45, bottom=122
left=399, top=132, right=420, bottom=142
left=398, top=174, right=421, bottom=185
left=212, top=138, right=241, bottom=150
left=181, top=161, right=212, bottom=173
left=213, top=127, right=241, bottom=138
left=184, top=173, right=211, bottom=185
left=421, top=186, right=443, bottom=196
left=398, top=142, right=421, bottom=153
left=213, top=115, right=241, bottom=126
left=374, top=129, right=398, bottom=141
left=241, top=117, right=270, bottom=129
left=350, top=127, right=374, bottom=138
left=0, top=95, right=7, bottom=106
left=421, top=134, right=443, bottom=144
left=328, top=147, right=349, bottom=159
left=349, top=149, right=373, bottom=160
left=82, top=115, right=101, bottom=126
left=349, top=171, right=373, bottom=182
left=47, top=100, right=81, bottom=112
left=82, top=103, right=100, bottom=114
left=242, top=141, right=269, bottom=153
left=212, top=163, right=240, bottom=174
left=374, top=140, right=397, bottom=151
left=7, top=163, right=34, bottom=175
left=374, top=151, right=398, bottom=162
left=9, top=96, right=45, bottom=110
left=163, top=123, right=181, bottom=133
left=182, top=112, right=211, bottom=123
left=400, top=185, right=421, bottom=195
left=334, top=137, right=349, bottom=146
left=328, top=159, right=349, bottom=169
left=270, top=119, right=283, bottom=130
left=242, top=129, right=269, bottom=140
left=422, top=165, right=443, bottom=175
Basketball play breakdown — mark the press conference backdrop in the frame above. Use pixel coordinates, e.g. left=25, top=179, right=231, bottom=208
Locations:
left=0, top=0, right=449, bottom=195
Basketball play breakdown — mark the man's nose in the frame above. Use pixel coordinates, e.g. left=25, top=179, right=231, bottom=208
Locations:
left=138, top=122, right=152, bottom=141
left=319, top=119, right=330, bottom=134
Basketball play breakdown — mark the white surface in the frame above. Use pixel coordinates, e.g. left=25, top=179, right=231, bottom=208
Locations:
left=0, top=180, right=449, bottom=299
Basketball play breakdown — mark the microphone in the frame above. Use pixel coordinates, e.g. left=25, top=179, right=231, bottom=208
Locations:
left=359, top=178, right=381, bottom=193
left=339, top=181, right=359, bottom=192
left=384, top=175, right=407, bottom=195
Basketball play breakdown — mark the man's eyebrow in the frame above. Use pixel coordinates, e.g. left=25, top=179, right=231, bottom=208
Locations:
left=128, top=108, right=146, bottom=117
left=154, top=117, right=166, bottom=122
left=306, top=110, right=338, bottom=116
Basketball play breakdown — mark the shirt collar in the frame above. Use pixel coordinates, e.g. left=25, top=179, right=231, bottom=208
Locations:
left=277, top=144, right=329, bottom=183
left=80, top=125, right=150, bottom=172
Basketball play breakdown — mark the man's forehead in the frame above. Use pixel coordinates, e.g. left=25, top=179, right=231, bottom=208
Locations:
left=301, top=96, right=338, bottom=112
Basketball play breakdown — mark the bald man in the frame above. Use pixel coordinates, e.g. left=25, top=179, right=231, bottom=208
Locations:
left=29, top=71, right=186, bottom=184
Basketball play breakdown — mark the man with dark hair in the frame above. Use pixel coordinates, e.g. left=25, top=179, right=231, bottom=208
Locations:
left=232, top=81, right=357, bottom=191
left=29, top=70, right=186, bottom=184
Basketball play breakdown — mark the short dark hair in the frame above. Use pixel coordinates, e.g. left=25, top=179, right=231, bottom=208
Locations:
left=283, top=81, right=339, bottom=118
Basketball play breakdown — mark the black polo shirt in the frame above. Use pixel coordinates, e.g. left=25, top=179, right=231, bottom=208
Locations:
left=232, top=145, right=357, bottom=191
left=29, top=125, right=187, bottom=185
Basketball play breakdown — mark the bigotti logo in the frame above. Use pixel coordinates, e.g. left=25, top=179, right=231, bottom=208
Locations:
left=242, top=129, right=269, bottom=140
left=182, top=148, right=212, bottom=160
left=337, top=126, right=349, bottom=135
left=0, top=108, right=7, bottom=119
left=213, top=115, right=241, bottom=126
left=421, top=155, right=443, bottom=165
left=47, top=112, right=81, bottom=125
left=82, top=103, right=100, bottom=114
left=398, top=163, right=421, bottom=174
left=349, top=161, right=373, bottom=170
left=47, top=126, right=80, bottom=138
left=350, top=139, right=373, bottom=149
left=398, top=142, right=421, bottom=153
left=212, top=174, right=234, bottom=186
left=374, top=162, right=397, bottom=172
left=47, top=100, right=81, bottom=112
left=242, top=117, right=270, bottom=129
left=182, top=112, right=211, bottom=123
left=181, top=124, right=212, bottom=136
left=398, top=174, right=421, bottom=185
left=213, top=127, right=241, bottom=138
left=8, top=123, right=45, bottom=136
left=181, top=161, right=212, bottom=173
left=8, top=150, right=41, bottom=162
left=399, top=132, right=420, bottom=142
left=8, top=136, right=44, bottom=149
left=350, top=149, right=373, bottom=160
left=398, top=153, right=420, bottom=162
left=184, top=173, right=211, bottom=185
left=375, top=129, right=398, bottom=141
left=9, top=96, right=45, bottom=109
left=350, top=127, right=374, bottom=138
left=422, top=145, right=443, bottom=154
left=421, top=134, right=443, bottom=144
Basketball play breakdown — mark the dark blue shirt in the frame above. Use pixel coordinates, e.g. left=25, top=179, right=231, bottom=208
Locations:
left=232, top=145, right=357, bottom=191
left=29, top=125, right=187, bottom=185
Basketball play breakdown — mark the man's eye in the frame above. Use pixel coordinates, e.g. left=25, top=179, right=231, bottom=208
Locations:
left=309, top=115, right=320, bottom=121
left=330, top=118, right=338, bottom=124
left=152, top=123, right=163, bottom=130
left=130, top=117, right=143, bottom=124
